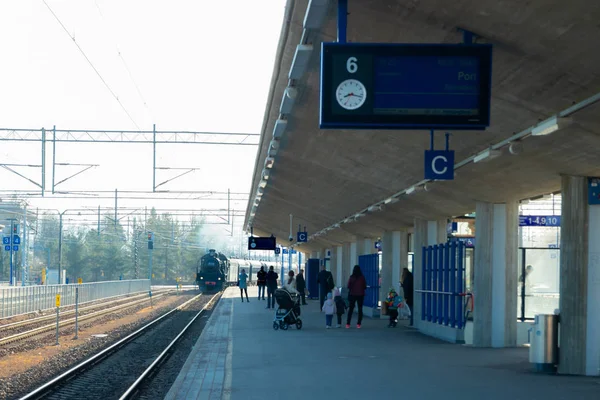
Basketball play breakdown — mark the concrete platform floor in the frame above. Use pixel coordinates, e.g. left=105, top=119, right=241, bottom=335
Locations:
left=165, top=287, right=599, bottom=400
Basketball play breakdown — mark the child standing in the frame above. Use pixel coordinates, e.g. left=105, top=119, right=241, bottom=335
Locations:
left=385, top=288, right=402, bottom=327
left=333, top=288, right=346, bottom=328
left=322, top=292, right=336, bottom=329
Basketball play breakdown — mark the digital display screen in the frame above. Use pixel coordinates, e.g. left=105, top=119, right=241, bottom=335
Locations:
left=319, top=43, right=493, bottom=130
left=248, top=236, right=276, bottom=251
left=373, top=56, right=480, bottom=116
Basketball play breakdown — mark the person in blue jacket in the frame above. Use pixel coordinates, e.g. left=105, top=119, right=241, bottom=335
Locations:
left=239, top=269, right=249, bottom=302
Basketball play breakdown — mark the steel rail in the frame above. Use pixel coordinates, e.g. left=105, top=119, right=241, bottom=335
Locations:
left=0, top=290, right=172, bottom=331
left=18, top=291, right=210, bottom=400
left=119, top=292, right=221, bottom=399
left=0, top=292, right=170, bottom=346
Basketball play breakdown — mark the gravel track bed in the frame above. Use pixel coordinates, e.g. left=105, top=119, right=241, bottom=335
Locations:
left=38, top=294, right=213, bottom=400
left=0, top=291, right=201, bottom=400
left=135, top=293, right=221, bottom=400
left=0, top=291, right=171, bottom=338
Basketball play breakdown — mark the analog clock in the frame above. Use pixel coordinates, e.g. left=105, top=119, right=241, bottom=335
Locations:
left=336, top=79, right=367, bottom=110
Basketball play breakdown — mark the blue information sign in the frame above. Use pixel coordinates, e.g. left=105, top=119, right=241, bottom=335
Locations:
left=589, top=178, right=600, bottom=205
left=519, top=215, right=561, bottom=227
left=12, top=245, right=18, bottom=252
left=297, top=232, right=308, bottom=242
left=274, top=247, right=281, bottom=255
left=2, top=237, right=9, bottom=245
left=320, top=43, right=492, bottom=130
left=374, top=240, right=382, bottom=250
left=13, top=235, right=20, bottom=245
left=424, top=150, right=455, bottom=180
left=4, top=245, right=10, bottom=252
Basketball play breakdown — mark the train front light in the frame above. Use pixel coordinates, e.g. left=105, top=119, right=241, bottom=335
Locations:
left=200, top=277, right=204, bottom=280
left=218, top=277, right=221, bottom=280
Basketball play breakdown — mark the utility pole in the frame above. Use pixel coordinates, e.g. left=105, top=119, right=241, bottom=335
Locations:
left=58, top=212, right=63, bottom=284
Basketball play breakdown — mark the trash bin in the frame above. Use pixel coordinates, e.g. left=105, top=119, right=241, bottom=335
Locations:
left=529, top=313, right=559, bottom=373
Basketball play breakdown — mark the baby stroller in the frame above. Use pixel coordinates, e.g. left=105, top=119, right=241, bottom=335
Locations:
left=272, top=288, right=303, bottom=330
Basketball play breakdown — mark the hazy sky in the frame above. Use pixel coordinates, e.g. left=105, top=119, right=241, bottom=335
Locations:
left=0, top=0, right=286, bottom=235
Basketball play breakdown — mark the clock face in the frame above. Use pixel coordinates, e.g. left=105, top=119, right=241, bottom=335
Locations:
left=336, top=79, right=367, bottom=110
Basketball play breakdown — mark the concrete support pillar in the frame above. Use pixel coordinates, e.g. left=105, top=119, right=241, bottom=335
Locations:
left=357, top=238, right=375, bottom=256
left=473, top=201, right=518, bottom=348
left=381, top=231, right=408, bottom=300
left=330, top=246, right=339, bottom=284
left=342, top=243, right=352, bottom=284
left=413, top=219, right=428, bottom=328
left=559, top=175, right=600, bottom=376
left=335, top=246, right=343, bottom=287
left=396, top=231, right=409, bottom=293
left=427, top=220, right=447, bottom=245
left=381, top=232, right=394, bottom=303
left=350, top=242, right=358, bottom=267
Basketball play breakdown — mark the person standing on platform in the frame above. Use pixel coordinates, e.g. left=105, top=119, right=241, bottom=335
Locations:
left=266, top=266, right=279, bottom=309
left=401, top=268, right=414, bottom=326
left=239, top=269, right=249, bottom=303
left=317, top=265, right=335, bottom=311
left=333, top=287, right=347, bottom=328
left=284, top=270, right=299, bottom=294
left=296, top=269, right=307, bottom=305
left=257, top=266, right=267, bottom=301
left=322, top=292, right=336, bottom=329
left=346, top=265, right=367, bottom=329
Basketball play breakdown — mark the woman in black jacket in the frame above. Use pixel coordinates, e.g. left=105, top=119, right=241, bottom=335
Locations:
left=265, top=266, right=279, bottom=309
left=401, top=268, right=414, bottom=326
left=257, top=266, right=267, bottom=301
left=296, top=269, right=307, bottom=305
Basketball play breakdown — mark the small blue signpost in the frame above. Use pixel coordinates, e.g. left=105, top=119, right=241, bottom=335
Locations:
left=374, top=240, right=382, bottom=250
left=13, top=235, right=20, bottom=245
left=588, top=178, right=600, bottom=205
left=297, top=231, right=308, bottom=243
left=274, top=247, right=281, bottom=255
left=4, top=245, right=10, bottom=252
left=424, top=132, right=454, bottom=180
left=519, top=216, right=561, bottom=227
left=12, top=245, right=18, bottom=252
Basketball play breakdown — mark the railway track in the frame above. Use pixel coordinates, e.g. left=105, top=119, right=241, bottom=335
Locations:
left=0, top=289, right=173, bottom=334
left=18, top=291, right=221, bottom=400
left=0, top=290, right=174, bottom=347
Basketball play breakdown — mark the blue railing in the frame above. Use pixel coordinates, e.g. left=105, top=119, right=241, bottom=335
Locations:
left=420, top=241, right=467, bottom=329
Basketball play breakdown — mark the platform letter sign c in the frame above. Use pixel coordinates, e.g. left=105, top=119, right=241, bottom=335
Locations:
left=424, top=150, right=455, bottom=180
left=297, top=232, right=308, bottom=243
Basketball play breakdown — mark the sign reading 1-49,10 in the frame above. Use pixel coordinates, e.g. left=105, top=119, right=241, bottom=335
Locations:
left=319, top=42, right=493, bottom=130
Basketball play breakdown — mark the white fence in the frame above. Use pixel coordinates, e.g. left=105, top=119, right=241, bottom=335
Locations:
left=0, top=279, right=151, bottom=319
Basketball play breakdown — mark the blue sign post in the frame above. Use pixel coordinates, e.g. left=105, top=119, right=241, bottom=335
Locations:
left=519, top=215, right=561, bottom=227
left=588, top=178, right=600, bottom=205
left=424, top=132, right=455, bottom=180
left=297, top=231, right=308, bottom=243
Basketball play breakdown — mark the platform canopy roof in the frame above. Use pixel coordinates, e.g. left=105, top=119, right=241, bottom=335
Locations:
left=244, top=0, right=600, bottom=252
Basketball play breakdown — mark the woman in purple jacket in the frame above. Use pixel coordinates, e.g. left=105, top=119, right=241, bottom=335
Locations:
left=346, top=265, right=367, bottom=329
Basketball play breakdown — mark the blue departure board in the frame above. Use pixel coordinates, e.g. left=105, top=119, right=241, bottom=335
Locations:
left=320, top=43, right=493, bottom=130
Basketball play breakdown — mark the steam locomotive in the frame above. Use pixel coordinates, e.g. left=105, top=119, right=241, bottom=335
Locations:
left=196, top=249, right=229, bottom=292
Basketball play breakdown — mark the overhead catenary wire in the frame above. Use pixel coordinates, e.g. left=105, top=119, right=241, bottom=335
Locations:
left=41, top=0, right=141, bottom=129
left=93, top=0, right=155, bottom=122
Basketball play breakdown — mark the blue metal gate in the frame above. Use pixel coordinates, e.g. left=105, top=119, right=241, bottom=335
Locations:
left=421, top=241, right=467, bottom=328
left=359, top=254, right=380, bottom=308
